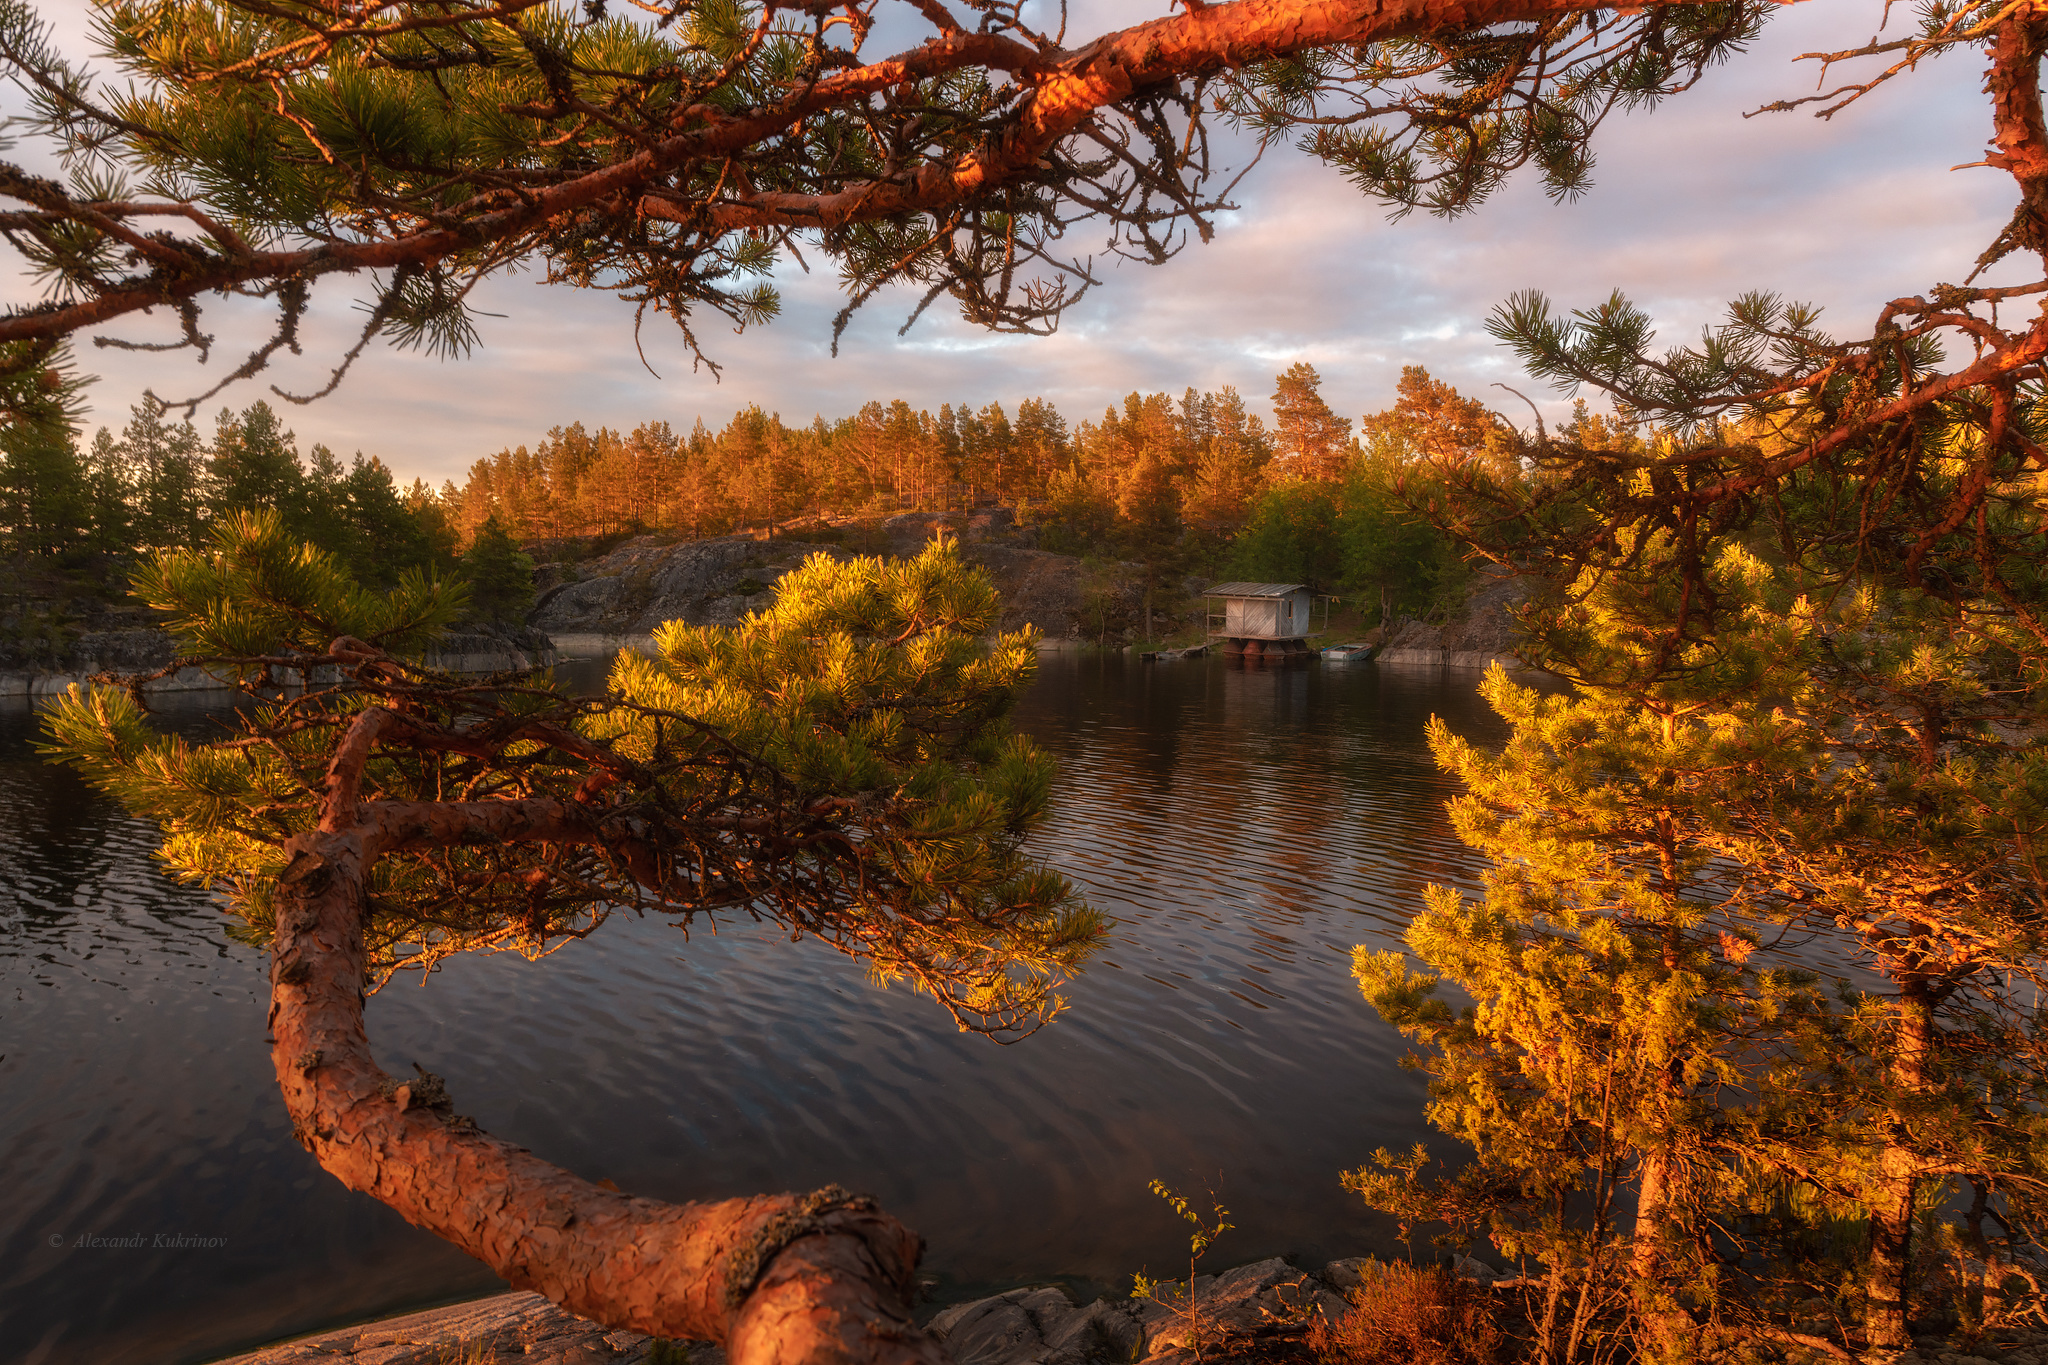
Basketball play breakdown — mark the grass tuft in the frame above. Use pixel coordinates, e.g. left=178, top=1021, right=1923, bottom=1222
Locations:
left=1308, top=1263, right=1501, bottom=1365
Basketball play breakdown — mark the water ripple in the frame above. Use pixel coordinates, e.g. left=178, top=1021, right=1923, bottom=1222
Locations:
left=0, top=657, right=1504, bottom=1365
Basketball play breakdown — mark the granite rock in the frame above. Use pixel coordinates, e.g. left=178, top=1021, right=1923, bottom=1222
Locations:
left=207, top=1290, right=658, bottom=1365
left=1141, top=1257, right=1322, bottom=1356
left=928, top=1284, right=1141, bottom=1365
left=526, top=532, right=1102, bottom=642
left=1318, top=1257, right=1369, bottom=1292
left=931, top=1257, right=1352, bottom=1365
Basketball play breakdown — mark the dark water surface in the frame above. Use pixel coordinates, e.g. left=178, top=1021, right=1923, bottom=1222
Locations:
left=0, top=655, right=1504, bottom=1365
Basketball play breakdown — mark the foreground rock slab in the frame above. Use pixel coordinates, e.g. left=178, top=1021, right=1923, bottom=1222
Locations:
left=208, top=1290, right=669, bottom=1365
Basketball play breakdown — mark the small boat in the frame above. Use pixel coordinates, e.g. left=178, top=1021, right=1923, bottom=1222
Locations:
left=1321, top=643, right=1376, bottom=662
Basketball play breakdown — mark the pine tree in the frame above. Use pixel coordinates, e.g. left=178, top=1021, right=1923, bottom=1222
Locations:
left=119, top=404, right=207, bottom=551
left=1359, top=366, right=1517, bottom=480
left=338, top=454, right=448, bottom=587
left=1228, top=482, right=1343, bottom=589
left=81, top=427, right=132, bottom=561
left=675, top=421, right=736, bottom=536
left=721, top=406, right=816, bottom=535
left=1271, top=363, right=1354, bottom=483
left=1342, top=404, right=1482, bottom=626
left=1182, top=387, right=1273, bottom=536
left=38, top=521, right=1096, bottom=1358
left=1037, top=456, right=1116, bottom=555
left=209, top=401, right=308, bottom=532
left=622, top=421, right=682, bottom=529
left=459, top=515, right=535, bottom=628
left=959, top=401, right=1015, bottom=504
left=0, top=0, right=1776, bottom=414
left=0, top=418, right=87, bottom=558
left=1369, top=285, right=2048, bottom=1353
left=535, top=423, right=600, bottom=538
left=1354, top=539, right=1838, bottom=1359
left=1013, top=398, right=1071, bottom=504
left=1105, top=397, right=1191, bottom=639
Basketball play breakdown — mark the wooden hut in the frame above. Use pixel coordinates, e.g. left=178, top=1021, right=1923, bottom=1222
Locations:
left=1204, top=582, right=1321, bottom=659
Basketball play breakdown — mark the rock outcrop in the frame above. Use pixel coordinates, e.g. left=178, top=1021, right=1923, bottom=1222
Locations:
left=0, top=626, right=181, bottom=696
left=531, top=536, right=802, bottom=641
left=1372, top=568, right=1529, bottom=670
left=0, top=625, right=558, bottom=697
left=528, top=521, right=1100, bottom=649
left=926, top=1256, right=1363, bottom=1365
left=423, top=627, right=559, bottom=675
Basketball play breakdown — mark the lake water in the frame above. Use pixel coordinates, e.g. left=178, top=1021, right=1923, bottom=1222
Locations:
left=0, top=653, right=1505, bottom=1365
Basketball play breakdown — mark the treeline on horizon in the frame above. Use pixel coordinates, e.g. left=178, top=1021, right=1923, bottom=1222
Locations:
left=0, top=361, right=1558, bottom=630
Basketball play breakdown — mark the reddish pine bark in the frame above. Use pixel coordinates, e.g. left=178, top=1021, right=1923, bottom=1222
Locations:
left=1859, top=981, right=1937, bottom=1352
left=0, top=0, right=1680, bottom=346
left=1987, top=10, right=2048, bottom=258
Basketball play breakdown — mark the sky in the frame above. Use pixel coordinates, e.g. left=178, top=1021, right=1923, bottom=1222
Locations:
left=8, top=1, right=2024, bottom=488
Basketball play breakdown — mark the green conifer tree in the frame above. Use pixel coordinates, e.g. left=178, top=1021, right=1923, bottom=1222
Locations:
left=1181, top=387, right=1272, bottom=539
left=0, top=417, right=87, bottom=558
left=81, top=427, right=132, bottom=562
left=332, top=454, right=445, bottom=587
left=1363, top=286, right=2048, bottom=1355
left=458, top=514, right=536, bottom=629
left=1355, top=539, right=1838, bottom=1360
left=119, top=404, right=208, bottom=551
left=1228, top=481, right=1343, bottom=589
left=208, top=401, right=309, bottom=532
left=1342, top=412, right=1479, bottom=627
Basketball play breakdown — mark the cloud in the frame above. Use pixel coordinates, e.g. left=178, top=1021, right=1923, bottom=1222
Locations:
left=18, top=2, right=2019, bottom=484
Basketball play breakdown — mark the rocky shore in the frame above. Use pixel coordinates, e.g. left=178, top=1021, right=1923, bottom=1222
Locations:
left=0, top=626, right=558, bottom=697
left=1366, top=568, right=1526, bottom=671
left=210, top=1253, right=1385, bottom=1365
left=529, top=514, right=1110, bottom=649
left=207, top=1250, right=2048, bottom=1365
left=529, top=518, right=1545, bottom=669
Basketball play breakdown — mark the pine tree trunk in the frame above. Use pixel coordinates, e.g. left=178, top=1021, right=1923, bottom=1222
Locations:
left=1630, top=1155, right=1671, bottom=1285
left=1628, top=1153, right=1691, bottom=1359
left=1865, top=986, right=1934, bottom=1349
left=1629, top=862, right=1693, bottom=1357
left=1537, top=1188, right=1569, bottom=1365
left=266, top=809, right=946, bottom=1365
left=1865, top=1152, right=1919, bottom=1349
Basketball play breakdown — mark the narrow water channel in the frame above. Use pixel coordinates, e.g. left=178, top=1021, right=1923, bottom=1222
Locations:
left=0, top=653, right=1506, bottom=1365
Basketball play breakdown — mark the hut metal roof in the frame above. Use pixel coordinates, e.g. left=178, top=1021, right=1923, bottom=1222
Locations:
left=1203, top=582, right=1308, bottom=597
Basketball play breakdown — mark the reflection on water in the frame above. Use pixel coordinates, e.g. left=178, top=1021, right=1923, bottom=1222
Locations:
left=0, top=656, right=1504, bottom=1365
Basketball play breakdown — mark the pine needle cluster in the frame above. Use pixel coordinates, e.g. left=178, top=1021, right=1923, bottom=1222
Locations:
left=40, top=522, right=1100, bottom=1038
